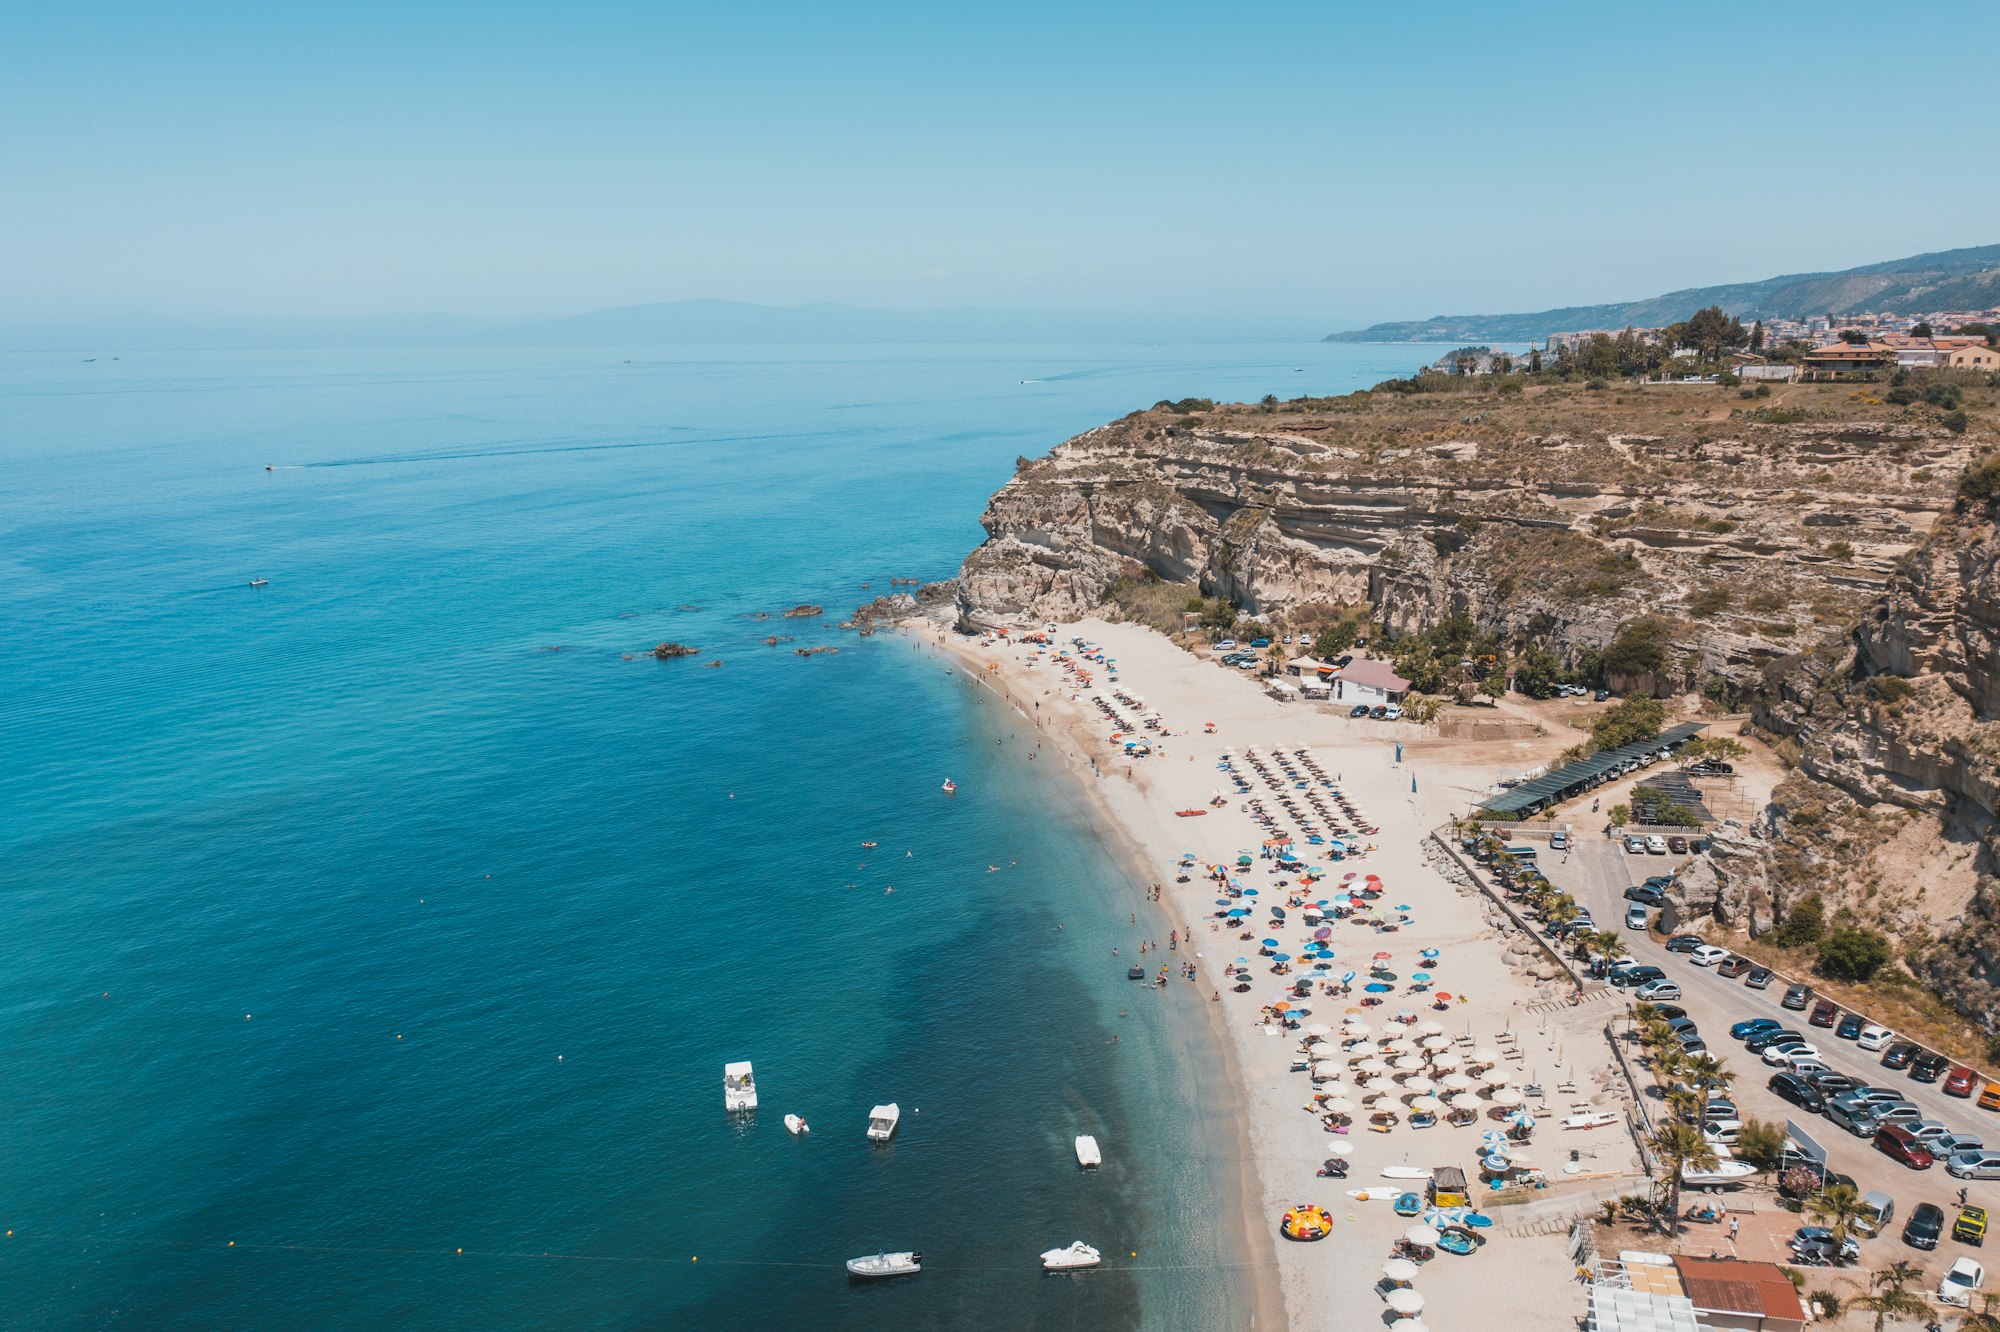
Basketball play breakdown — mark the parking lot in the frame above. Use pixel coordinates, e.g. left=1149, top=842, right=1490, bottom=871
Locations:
left=1538, top=833, right=2000, bottom=1274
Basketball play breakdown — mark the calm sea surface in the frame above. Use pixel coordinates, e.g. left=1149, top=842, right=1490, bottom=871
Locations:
left=0, top=340, right=1436, bottom=1330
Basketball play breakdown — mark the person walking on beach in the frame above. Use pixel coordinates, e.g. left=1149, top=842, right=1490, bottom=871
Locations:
left=1727, top=1217, right=1739, bottom=1244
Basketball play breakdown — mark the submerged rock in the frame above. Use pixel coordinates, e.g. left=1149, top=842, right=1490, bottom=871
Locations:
left=652, top=642, right=698, bottom=659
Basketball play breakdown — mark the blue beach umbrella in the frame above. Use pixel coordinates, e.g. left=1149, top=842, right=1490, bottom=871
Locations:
left=1364, top=982, right=1393, bottom=993
left=1227, top=908, right=1248, bottom=917
left=1412, top=972, right=1432, bottom=983
left=1261, top=938, right=1280, bottom=948
left=1272, top=953, right=1291, bottom=963
left=1340, top=971, right=1357, bottom=984
left=1241, top=888, right=1259, bottom=897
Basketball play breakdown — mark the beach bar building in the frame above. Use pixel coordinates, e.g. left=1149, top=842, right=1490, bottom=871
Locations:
left=1328, top=657, right=1409, bottom=707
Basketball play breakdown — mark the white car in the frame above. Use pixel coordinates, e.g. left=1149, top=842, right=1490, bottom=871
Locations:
left=1213, top=640, right=1237, bottom=651
left=1761, top=1041, right=1820, bottom=1066
left=1644, top=835, right=1668, bottom=854
left=1940, top=1258, right=1985, bottom=1307
left=1383, top=705, right=1403, bottom=720
left=1688, top=945, right=1730, bottom=967
left=1856, top=1024, right=1895, bottom=1051
left=1635, top=979, right=1682, bottom=1002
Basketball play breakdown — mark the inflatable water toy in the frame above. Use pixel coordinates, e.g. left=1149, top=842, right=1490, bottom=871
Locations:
left=1280, top=1204, right=1333, bottom=1242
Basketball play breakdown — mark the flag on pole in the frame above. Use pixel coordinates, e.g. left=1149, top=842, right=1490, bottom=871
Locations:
left=1395, top=743, right=1403, bottom=764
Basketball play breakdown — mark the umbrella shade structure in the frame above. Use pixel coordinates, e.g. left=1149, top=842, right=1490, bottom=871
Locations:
left=1483, top=1153, right=1511, bottom=1171
left=1313, top=927, right=1333, bottom=940
left=1353, top=1058, right=1390, bottom=1075
left=1360, top=1078, right=1398, bottom=1095
left=1403, top=1224, right=1440, bottom=1246
left=1261, top=939, right=1281, bottom=948
left=1440, top=1072, right=1476, bottom=1091
left=1489, top=1088, right=1524, bottom=1106
left=1407, top=1094, right=1444, bottom=1113
left=1400, top=1075, right=1437, bottom=1094
left=1448, top=1093, right=1484, bottom=1112
left=1321, top=1097, right=1354, bottom=1114
left=1381, top=1257, right=1419, bottom=1281
left=1325, top=1139, right=1354, bottom=1157
left=1480, top=1069, right=1510, bottom=1086
left=1227, top=909, right=1249, bottom=917
left=1373, top=951, right=1393, bottom=961
left=1420, top=1035, right=1452, bottom=1051
left=1363, top=983, right=1393, bottom=993
left=1389, top=1321, right=1430, bottom=1332
left=1341, top=1018, right=1371, bottom=1033
left=1410, top=972, right=1432, bottom=983
left=1469, top=1047, right=1501, bottom=1065
left=1416, top=1020, right=1446, bottom=1036
left=1304, top=1023, right=1333, bottom=1038
left=1386, top=1289, right=1425, bottom=1315
left=1271, top=954, right=1292, bottom=963
left=1429, top=1051, right=1462, bottom=1071
left=1392, top=1055, right=1427, bottom=1073
left=1384, top=1039, right=1420, bottom=1055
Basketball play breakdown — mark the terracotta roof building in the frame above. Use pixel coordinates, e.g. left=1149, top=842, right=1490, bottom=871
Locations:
left=1671, top=1256, right=1807, bottom=1332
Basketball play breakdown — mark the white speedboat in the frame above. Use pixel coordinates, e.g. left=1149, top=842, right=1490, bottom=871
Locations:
left=724, top=1061, right=757, bottom=1112
left=1074, top=1134, right=1102, bottom=1168
left=846, top=1250, right=921, bottom=1279
left=785, top=1114, right=810, bottom=1136
left=1041, top=1241, right=1102, bottom=1271
left=867, top=1103, right=901, bottom=1142
left=1681, top=1159, right=1758, bottom=1186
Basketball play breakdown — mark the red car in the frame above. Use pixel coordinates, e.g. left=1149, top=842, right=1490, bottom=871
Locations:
left=1947, top=1066, right=1978, bottom=1098
left=1808, top=1000, right=1840, bottom=1028
left=1875, top=1124, right=1936, bottom=1169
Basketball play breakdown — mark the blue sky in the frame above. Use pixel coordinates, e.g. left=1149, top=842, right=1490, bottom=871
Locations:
left=4, top=1, right=1994, bottom=328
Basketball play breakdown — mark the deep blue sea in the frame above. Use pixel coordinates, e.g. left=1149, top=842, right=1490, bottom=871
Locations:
left=0, top=340, right=1437, bottom=1330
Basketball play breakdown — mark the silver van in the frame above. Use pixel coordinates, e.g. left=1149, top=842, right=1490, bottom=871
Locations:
left=1855, top=1190, right=1895, bottom=1236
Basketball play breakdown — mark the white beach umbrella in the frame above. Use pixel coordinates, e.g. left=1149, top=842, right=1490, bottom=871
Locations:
left=1415, top=1019, right=1446, bottom=1036
left=1304, top=1023, right=1333, bottom=1038
left=1386, top=1289, right=1425, bottom=1315
left=1392, top=1055, right=1427, bottom=1073
left=1449, top=1092, right=1484, bottom=1112
left=1361, top=1078, right=1397, bottom=1095
left=1354, top=1058, right=1390, bottom=1075
left=1384, top=1038, right=1420, bottom=1055
left=1326, top=1139, right=1354, bottom=1157
left=1469, top=1047, right=1501, bottom=1065
left=1420, top=1035, right=1452, bottom=1052
left=1321, top=1097, right=1355, bottom=1114
left=1404, top=1224, right=1440, bottom=1246
left=1440, top=1072, right=1476, bottom=1092
left=1490, top=1087, right=1524, bottom=1106
left=1389, top=1319, right=1430, bottom=1332
left=1401, top=1075, right=1436, bottom=1094
left=1341, top=1019, right=1371, bottom=1035
left=1429, top=1051, right=1463, bottom=1070
left=1408, top=1094, right=1444, bottom=1113
left=1381, top=1257, right=1419, bottom=1281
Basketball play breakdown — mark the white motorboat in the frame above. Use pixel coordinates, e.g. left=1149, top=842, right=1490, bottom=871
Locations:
left=1681, top=1159, right=1758, bottom=1187
left=846, top=1250, right=921, bottom=1279
left=1041, top=1241, right=1102, bottom=1271
left=867, top=1103, right=901, bottom=1142
left=724, top=1061, right=757, bottom=1112
left=785, top=1114, right=810, bottom=1136
left=1074, top=1134, right=1102, bottom=1168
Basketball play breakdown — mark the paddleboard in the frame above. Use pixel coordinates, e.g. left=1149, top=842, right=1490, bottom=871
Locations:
left=1380, top=1166, right=1432, bottom=1180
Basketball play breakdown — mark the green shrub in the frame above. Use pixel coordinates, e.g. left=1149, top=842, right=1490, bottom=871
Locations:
left=1602, top=617, right=1676, bottom=678
left=1590, top=696, right=1666, bottom=752
left=1817, top=926, right=1892, bottom=981
left=1768, top=893, right=1826, bottom=948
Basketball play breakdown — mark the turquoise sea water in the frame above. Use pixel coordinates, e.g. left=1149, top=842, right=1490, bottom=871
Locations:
left=0, top=341, right=1436, bottom=1329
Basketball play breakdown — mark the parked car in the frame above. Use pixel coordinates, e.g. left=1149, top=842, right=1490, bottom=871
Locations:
left=1876, top=1124, right=1937, bottom=1169
left=1624, top=835, right=1646, bottom=854
left=1768, top=1071, right=1826, bottom=1113
left=1881, top=1042, right=1922, bottom=1070
left=1957, top=1205, right=1989, bottom=1247
left=1644, top=836, right=1668, bottom=855
left=1981, top=1082, right=2000, bottom=1112
left=1666, top=835, right=1689, bottom=854
left=1611, top=966, right=1666, bottom=990
left=1745, top=967, right=1775, bottom=990
left=1790, top=1225, right=1860, bottom=1265
left=1368, top=706, right=1387, bottom=720
left=1912, top=1051, right=1952, bottom=1083
left=1702, top=1122, right=1740, bottom=1149
left=1648, top=1004, right=1688, bottom=1022
left=1665, top=935, right=1704, bottom=954
left=1763, top=1040, right=1821, bottom=1067
left=1635, top=979, right=1682, bottom=1002
left=1383, top=705, right=1404, bottom=720
left=1349, top=704, right=1371, bottom=718
left=1905, top=1202, right=1947, bottom=1250
left=1857, top=1024, right=1896, bottom=1052
left=1932, top=1132, right=1986, bottom=1159
left=1625, top=904, right=1651, bottom=930
left=1939, top=1257, right=1985, bottom=1307
left=1850, top=1087, right=1917, bottom=1108
left=1836, top=1013, right=1865, bottom=1041
left=1908, top=1120, right=1957, bottom=1149
left=1212, top=640, right=1237, bottom=651
left=1948, top=1152, right=2000, bottom=1181
left=1689, top=945, right=1730, bottom=967
left=1678, top=1034, right=1709, bottom=1055
left=1249, top=638, right=1270, bottom=648
left=1732, top=1018, right=1783, bottom=1040
left=1809, top=1000, right=1840, bottom=1028
left=1947, top=1067, right=1978, bottom=1098
left=1782, top=983, right=1813, bottom=1010
left=1716, top=955, right=1753, bottom=978
left=1745, top=1028, right=1804, bottom=1053
left=1549, top=832, right=1570, bottom=851
left=1875, top=1102, right=1926, bottom=1129
left=1805, top=1071, right=1860, bottom=1098
left=1826, top=1100, right=1881, bottom=1136
left=1623, top=885, right=1665, bottom=906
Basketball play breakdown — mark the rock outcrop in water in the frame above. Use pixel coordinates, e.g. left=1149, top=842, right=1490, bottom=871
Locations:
left=955, top=386, right=1977, bottom=696
left=652, top=642, right=699, bottom=659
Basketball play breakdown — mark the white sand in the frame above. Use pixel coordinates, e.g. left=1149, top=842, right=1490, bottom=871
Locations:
left=924, top=617, right=1631, bottom=1329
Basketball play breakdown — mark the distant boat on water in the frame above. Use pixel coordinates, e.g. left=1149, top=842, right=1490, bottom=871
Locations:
left=785, top=1113, right=809, bottom=1135
left=941, top=778, right=956, bottom=794
left=248, top=578, right=269, bottom=587
left=724, top=1061, right=757, bottom=1112
left=1074, top=1135, right=1101, bottom=1168
left=847, top=1250, right=920, bottom=1279
left=867, top=1103, right=900, bottom=1142
left=1040, top=1241, right=1101, bottom=1271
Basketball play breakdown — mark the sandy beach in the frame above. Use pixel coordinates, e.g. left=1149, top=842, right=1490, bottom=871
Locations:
left=917, top=616, right=1647, bottom=1329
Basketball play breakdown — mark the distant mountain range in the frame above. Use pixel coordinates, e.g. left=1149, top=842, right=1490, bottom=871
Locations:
left=0, top=301, right=1313, bottom=352
left=1324, top=243, right=2000, bottom=344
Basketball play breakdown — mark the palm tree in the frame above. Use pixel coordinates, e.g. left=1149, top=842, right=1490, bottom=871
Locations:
left=1683, top=1053, right=1734, bottom=1099
left=1850, top=1263, right=1930, bottom=1331
left=1649, top=1120, right=1716, bottom=1234
left=1808, top=1183, right=1867, bottom=1249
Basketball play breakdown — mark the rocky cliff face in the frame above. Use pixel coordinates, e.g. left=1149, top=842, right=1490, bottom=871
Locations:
left=956, top=388, right=1972, bottom=695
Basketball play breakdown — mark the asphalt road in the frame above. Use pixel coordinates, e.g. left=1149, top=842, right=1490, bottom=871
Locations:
left=1541, top=832, right=1999, bottom=1259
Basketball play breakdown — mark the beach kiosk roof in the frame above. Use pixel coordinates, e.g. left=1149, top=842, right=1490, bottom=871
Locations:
left=1286, top=654, right=1329, bottom=674
left=1474, top=722, right=1705, bottom=819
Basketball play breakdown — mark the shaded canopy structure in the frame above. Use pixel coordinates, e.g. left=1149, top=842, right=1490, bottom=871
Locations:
left=1474, top=723, right=1705, bottom=819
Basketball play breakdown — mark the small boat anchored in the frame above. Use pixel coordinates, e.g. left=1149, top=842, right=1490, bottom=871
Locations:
left=1040, top=1241, right=1101, bottom=1271
left=1074, top=1134, right=1101, bottom=1168
left=785, top=1114, right=810, bottom=1136
left=847, top=1250, right=921, bottom=1279
left=248, top=578, right=268, bottom=587
left=724, top=1061, right=757, bottom=1112
left=867, top=1103, right=901, bottom=1142
left=941, top=778, right=957, bottom=794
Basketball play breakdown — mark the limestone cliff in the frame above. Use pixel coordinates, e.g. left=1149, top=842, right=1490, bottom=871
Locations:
left=956, top=385, right=1974, bottom=695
